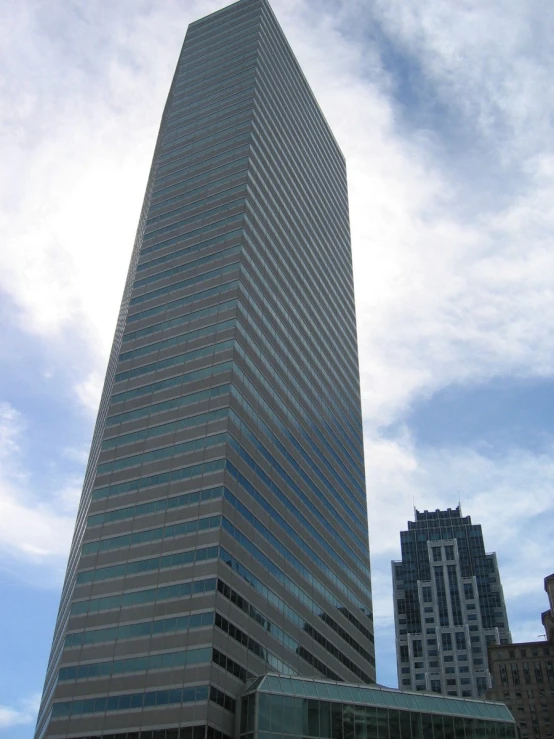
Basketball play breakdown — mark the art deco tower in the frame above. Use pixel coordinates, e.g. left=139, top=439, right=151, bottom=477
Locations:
left=392, top=507, right=510, bottom=700
left=35, top=1, right=373, bottom=738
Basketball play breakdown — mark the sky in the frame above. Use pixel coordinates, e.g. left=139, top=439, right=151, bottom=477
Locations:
left=1, top=0, right=553, bottom=735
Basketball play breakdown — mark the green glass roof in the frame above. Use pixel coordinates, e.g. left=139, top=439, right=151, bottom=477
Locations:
left=243, top=675, right=515, bottom=724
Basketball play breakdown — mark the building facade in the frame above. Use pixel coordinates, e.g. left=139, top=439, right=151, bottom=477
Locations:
left=392, top=507, right=510, bottom=699
left=543, top=574, right=554, bottom=645
left=34, top=1, right=374, bottom=738
left=486, top=573, right=554, bottom=739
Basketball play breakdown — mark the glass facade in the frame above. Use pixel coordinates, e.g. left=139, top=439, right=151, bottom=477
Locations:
left=240, top=675, right=520, bottom=739
left=34, top=1, right=373, bottom=738
left=393, top=507, right=510, bottom=698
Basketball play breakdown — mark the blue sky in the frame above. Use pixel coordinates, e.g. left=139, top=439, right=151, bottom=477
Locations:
left=1, top=0, right=553, bottom=735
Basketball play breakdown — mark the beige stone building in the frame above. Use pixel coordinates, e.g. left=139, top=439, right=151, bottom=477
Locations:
left=486, top=574, right=554, bottom=739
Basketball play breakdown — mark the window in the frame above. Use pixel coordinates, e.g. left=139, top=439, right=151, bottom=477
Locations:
left=432, top=547, right=442, bottom=562
left=476, top=676, right=488, bottom=694
left=442, top=633, right=453, bottom=651
left=523, top=662, right=531, bottom=684
left=445, top=546, right=454, bottom=560
left=456, top=633, right=466, bottom=651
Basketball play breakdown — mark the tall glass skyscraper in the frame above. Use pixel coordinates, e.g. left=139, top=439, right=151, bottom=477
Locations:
left=35, top=1, right=374, bottom=737
left=392, top=507, right=510, bottom=700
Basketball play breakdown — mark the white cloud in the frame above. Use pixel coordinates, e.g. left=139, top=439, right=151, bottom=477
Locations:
left=74, top=370, right=105, bottom=415
left=0, top=403, right=79, bottom=580
left=367, top=431, right=554, bottom=558
left=0, top=693, right=40, bottom=729
left=367, top=0, right=553, bottom=161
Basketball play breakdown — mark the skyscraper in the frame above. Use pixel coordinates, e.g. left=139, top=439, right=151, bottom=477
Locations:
left=34, top=1, right=374, bottom=738
left=392, top=506, right=510, bottom=699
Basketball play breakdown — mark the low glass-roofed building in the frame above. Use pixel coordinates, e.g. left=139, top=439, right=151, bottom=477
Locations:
left=239, top=674, right=519, bottom=739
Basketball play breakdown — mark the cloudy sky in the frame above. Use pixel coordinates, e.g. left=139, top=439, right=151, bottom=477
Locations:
left=1, top=0, right=553, bottom=735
